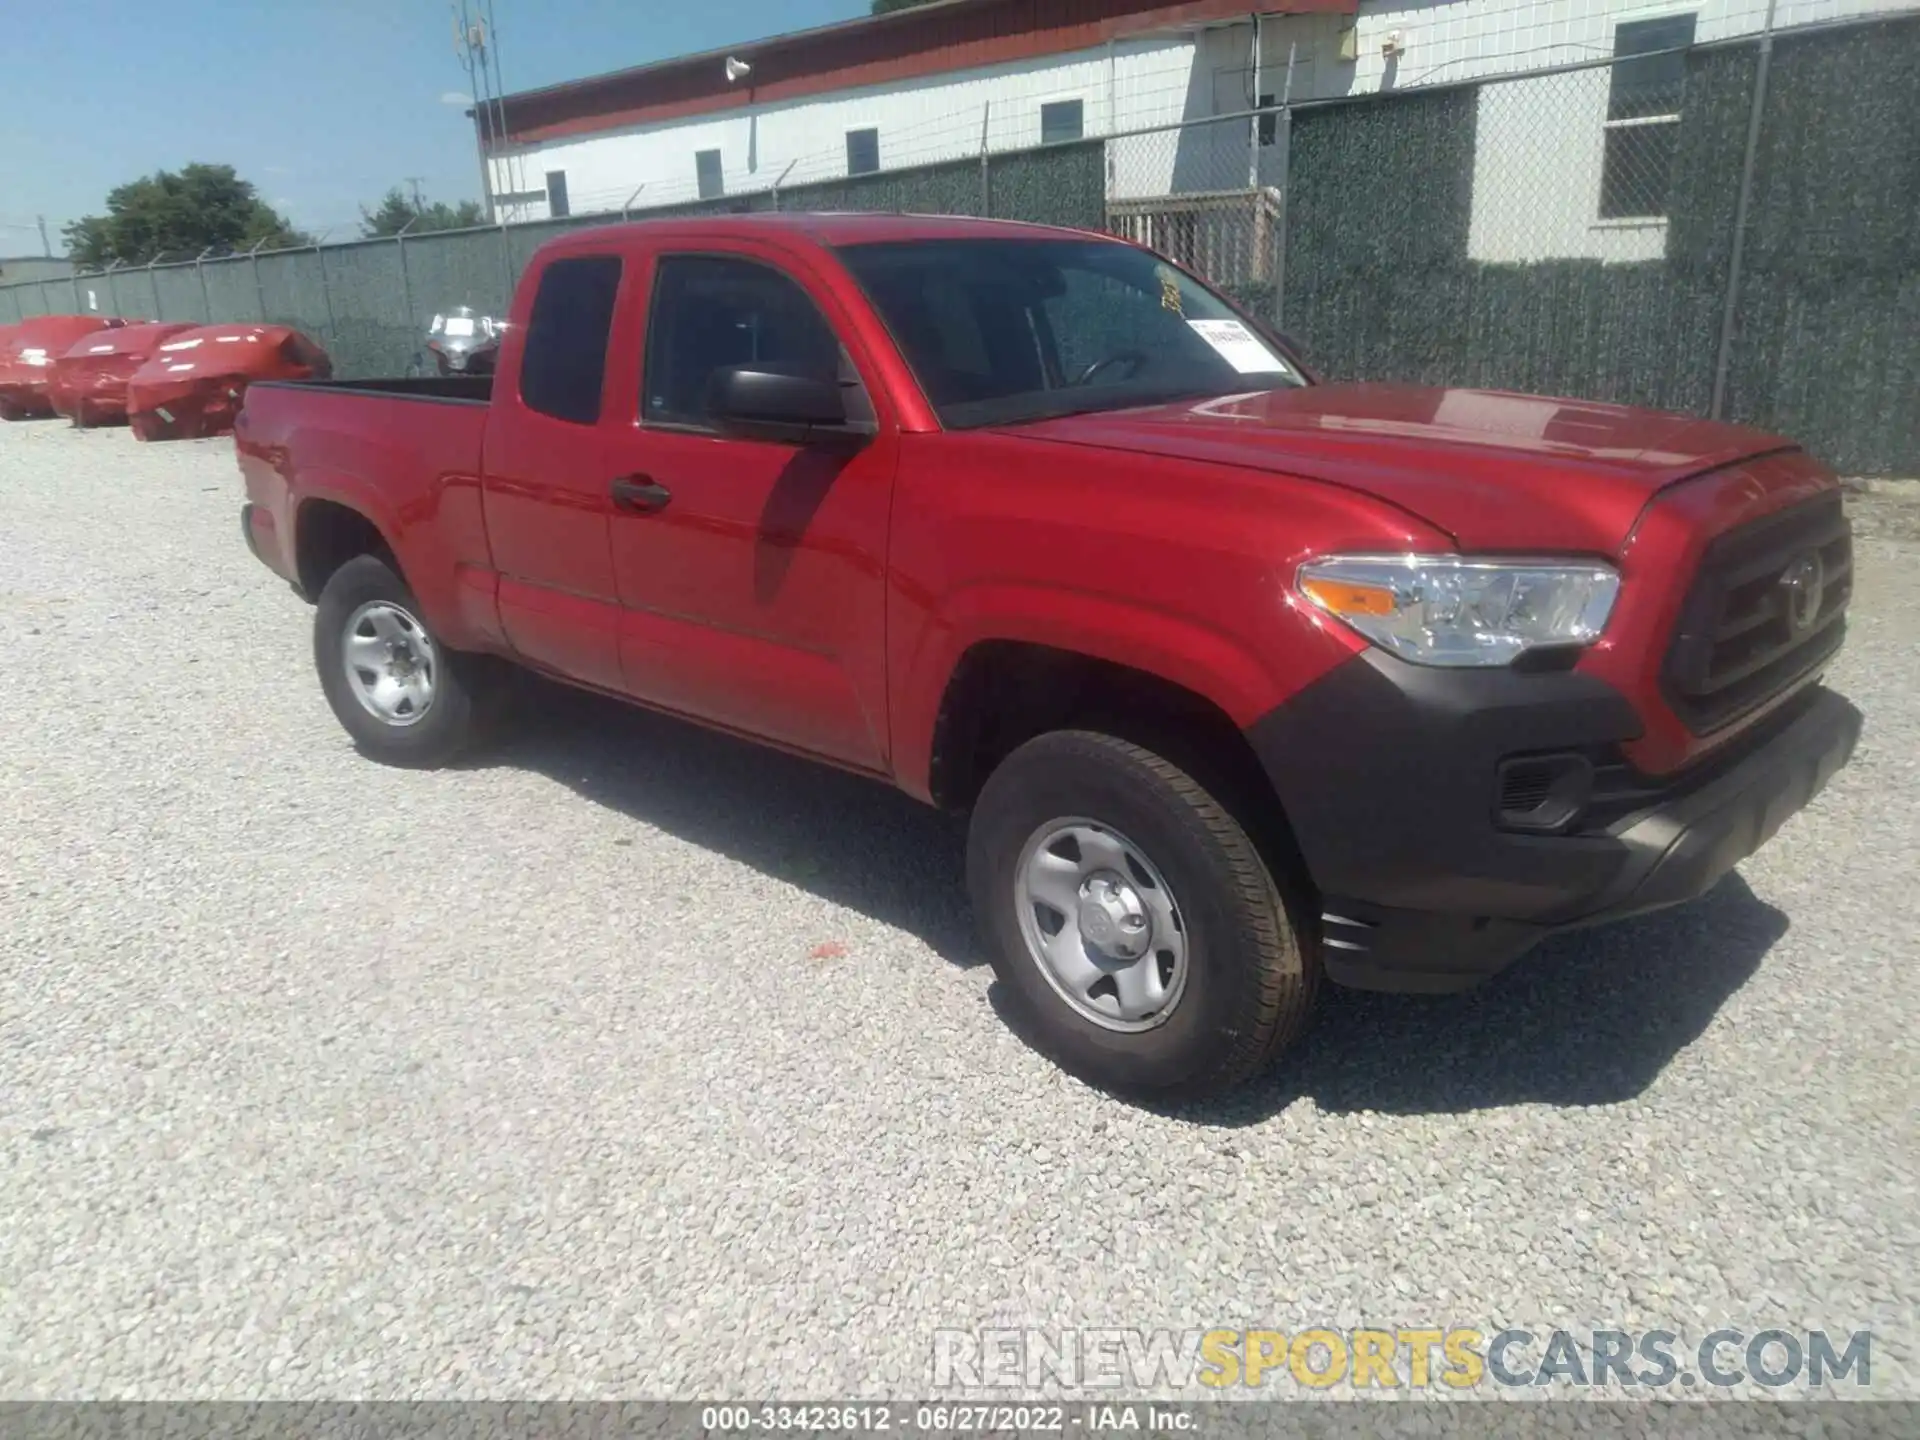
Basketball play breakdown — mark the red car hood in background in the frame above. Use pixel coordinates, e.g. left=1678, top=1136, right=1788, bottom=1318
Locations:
left=0, top=315, right=134, bottom=417
left=49, top=322, right=198, bottom=422
left=126, top=323, right=331, bottom=440
left=1013, top=383, right=1804, bottom=555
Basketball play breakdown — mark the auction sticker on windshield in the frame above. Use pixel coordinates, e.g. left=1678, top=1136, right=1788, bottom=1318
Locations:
left=1186, top=319, right=1289, bottom=374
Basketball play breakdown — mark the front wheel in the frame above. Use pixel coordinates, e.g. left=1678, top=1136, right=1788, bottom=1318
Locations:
left=313, top=554, right=486, bottom=768
left=967, top=730, right=1316, bottom=1099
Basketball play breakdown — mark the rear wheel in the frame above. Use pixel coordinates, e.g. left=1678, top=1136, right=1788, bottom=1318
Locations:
left=967, top=730, right=1316, bottom=1099
left=313, top=554, right=488, bottom=768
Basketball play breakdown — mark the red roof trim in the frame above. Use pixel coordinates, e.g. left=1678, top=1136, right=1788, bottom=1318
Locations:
left=493, top=0, right=1355, bottom=149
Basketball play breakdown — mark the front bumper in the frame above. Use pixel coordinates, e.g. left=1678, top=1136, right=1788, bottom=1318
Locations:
left=1246, top=650, right=1862, bottom=993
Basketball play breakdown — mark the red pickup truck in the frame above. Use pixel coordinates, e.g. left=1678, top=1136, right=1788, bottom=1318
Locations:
left=237, top=213, right=1862, bottom=1099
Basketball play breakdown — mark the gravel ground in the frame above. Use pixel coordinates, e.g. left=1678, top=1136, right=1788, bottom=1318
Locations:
left=1, top=419, right=1915, bottom=1403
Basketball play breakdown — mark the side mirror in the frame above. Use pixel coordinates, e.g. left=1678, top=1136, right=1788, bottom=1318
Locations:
left=706, top=365, right=873, bottom=444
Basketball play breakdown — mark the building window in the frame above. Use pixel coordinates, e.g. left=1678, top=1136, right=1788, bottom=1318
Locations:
left=695, top=148, right=724, bottom=200
left=846, top=127, right=880, bottom=176
left=1600, top=13, right=1696, bottom=220
left=545, top=170, right=570, bottom=219
left=1040, top=99, right=1084, bottom=145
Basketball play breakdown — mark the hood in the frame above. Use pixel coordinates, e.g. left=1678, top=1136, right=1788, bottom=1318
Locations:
left=1009, top=383, right=1800, bottom=554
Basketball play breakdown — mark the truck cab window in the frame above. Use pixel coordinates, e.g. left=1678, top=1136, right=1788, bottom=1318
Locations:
left=519, top=255, right=622, bottom=425
left=643, top=255, right=843, bottom=427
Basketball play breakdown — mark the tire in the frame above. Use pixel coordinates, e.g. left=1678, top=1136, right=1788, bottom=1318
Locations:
left=967, top=730, right=1316, bottom=1100
left=313, top=553, right=489, bottom=768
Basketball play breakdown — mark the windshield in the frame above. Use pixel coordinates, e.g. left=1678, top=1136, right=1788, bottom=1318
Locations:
left=834, top=237, right=1305, bottom=429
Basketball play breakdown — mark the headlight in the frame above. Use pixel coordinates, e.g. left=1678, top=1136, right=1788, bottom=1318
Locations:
left=1297, top=555, right=1620, bottom=667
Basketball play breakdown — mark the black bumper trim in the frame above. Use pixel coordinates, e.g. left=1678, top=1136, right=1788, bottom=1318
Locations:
left=1570, top=686, right=1859, bottom=923
left=1246, top=651, right=1861, bottom=993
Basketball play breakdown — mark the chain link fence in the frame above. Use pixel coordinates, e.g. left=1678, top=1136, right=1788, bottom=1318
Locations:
left=0, top=143, right=1109, bottom=382
left=4, top=11, right=1914, bottom=471
left=1096, top=10, right=1918, bottom=474
left=1277, top=12, right=1918, bottom=475
left=1103, top=113, right=1285, bottom=319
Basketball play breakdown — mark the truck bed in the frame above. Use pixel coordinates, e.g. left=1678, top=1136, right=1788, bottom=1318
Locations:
left=236, top=374, right=493, bottom=600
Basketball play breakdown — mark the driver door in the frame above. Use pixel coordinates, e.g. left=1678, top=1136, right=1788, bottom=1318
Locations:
left=604, top=242, right=898, bottom=772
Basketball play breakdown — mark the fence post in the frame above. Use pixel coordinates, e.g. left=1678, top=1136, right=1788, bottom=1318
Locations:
left=621, top=184, right=645, bottom=221
left=979, top=103, right=993, bottom=216
left=1271, top=43, right=1298, bottom=333
left=195, top=246, right=215, bottom=323
left=396, top=218, right=417, bottom=333
left=1711, top=0, right=1779, bottom=421
left=1248, top=15, right=1264, bottom=190
left=314, top=233, right=338, bottom=343
left=146, top=258, right=163, bottom=320
left=68, top=268, right=82, bottom=314
left=770, top=159, right=797, bottom=212
left=499, top=221, right=514, bottom=308
left=104, top=260, right=124, bottom=317
left=1273, top=107, right=1292, bottom=332
left=249, top=238, right=270, bottom=320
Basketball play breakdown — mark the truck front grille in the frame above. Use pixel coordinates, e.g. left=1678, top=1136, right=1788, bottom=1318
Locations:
left=1662, top=492, right=1851, bottom=734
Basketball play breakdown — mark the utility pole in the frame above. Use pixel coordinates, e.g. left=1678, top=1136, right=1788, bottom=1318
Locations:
left=36, top=215, right=51, bottom=258
left=405, top=177, right=427, bottom=210
left=455, top=1, right=497, bottom=220
left=483, top=0, right=514, bottom=205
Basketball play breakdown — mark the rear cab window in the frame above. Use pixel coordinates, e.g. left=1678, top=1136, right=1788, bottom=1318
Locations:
left=518, top=255, right=623, bottom=424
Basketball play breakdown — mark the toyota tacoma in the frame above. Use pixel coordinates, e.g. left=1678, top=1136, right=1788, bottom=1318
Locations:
left=235, top=213, right=1862, bottom=1099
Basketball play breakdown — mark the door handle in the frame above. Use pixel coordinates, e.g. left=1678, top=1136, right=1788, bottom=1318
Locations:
left=610, top=476, right=672, bottom=514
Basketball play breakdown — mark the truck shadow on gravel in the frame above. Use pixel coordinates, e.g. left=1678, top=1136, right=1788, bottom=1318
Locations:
left=475, top=678, right=980, bottom=967
left=1169, top=875, right=1786, bottom=1122
left=1002, top=878, right=1788, bottom=1122
left=483, top=677, right=1788, bottom=1119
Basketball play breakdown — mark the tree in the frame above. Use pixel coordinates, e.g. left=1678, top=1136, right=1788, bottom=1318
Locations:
left=359, top=187, right=489, bottom=238
left=871, top=0, right=942, bottom=12
left=62, top=164, right=310, bottom=266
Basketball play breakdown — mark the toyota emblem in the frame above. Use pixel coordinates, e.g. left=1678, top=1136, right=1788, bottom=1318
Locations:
left=1779, top=551, right=1825, bottom=635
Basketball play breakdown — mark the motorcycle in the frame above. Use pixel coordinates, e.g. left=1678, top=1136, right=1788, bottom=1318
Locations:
left=423, top=306, right=503, bottom=377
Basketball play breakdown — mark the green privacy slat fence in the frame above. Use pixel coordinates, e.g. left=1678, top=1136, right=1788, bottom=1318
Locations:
left=311, top=239, right=414, bottom=378
left=149, top=264, right=204, bottom=323
left=5, top=22, right=1913, bottom=471
left=1716, top=19, right=1920, bottom=475
left=1278, top=16, right=1919, bottom=474
left=0, top=142, right=1102, bottom=377
left=201, top=260, right=259, bottom=329
left=1282, top=62, right=1739, bottom=415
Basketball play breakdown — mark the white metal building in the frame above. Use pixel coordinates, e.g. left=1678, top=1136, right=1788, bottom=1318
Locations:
left=481, top=0, right=1903, bottom=260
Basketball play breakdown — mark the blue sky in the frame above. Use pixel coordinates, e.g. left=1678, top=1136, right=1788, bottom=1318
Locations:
left=0, top=0, right=867, bottom=255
